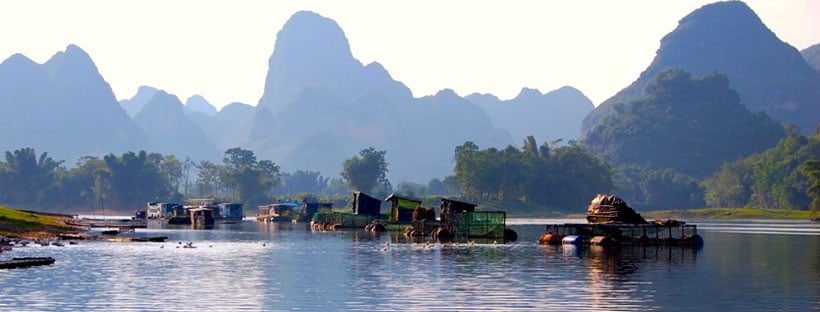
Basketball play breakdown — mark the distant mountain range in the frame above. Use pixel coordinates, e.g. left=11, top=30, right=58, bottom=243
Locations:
left=802, top=43, right=820, bottom=73
left=0, top=2, right=817, bottom=184
left=0, top=45, right=148, bottom=159
left=582, top=1, right=820, bottom=136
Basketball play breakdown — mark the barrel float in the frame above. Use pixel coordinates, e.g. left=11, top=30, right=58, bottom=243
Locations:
left=590, top=235, right=616, bottom=246
left=562, top=235, right=584, bottom=245
left=691, top=234, right=704, bottom=246
left=504, top=228, right=518, bottom=242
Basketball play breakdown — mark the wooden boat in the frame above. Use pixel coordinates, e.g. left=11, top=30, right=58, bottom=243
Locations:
left=0, top=257, right=55, bottom=269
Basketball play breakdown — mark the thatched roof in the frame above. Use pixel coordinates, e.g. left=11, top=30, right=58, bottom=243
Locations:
left=586, top=194, right=647, bottom=224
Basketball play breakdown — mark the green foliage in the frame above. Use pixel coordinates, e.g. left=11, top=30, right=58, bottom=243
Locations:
left=799, top=159, right=820, bottom=216
left=340, top=147, right=390, bottom=194
left=219, top=148, right=282, bottom=202
left=0, top=147, right=284, bottom=213
left=453, top=137, right=613, bottom=213
left=0, top=148, right=63, bottom=206
left=702, top=126, right=820, bottom=210
left=584, top=69, right=786, bottom=210
left=614, top=164, right=704, bottom=210
left=277, top=170, right=329, bottom=195
left=102, top=151, right=180, bottom=209
left=584, top=70, right=784, bottom=179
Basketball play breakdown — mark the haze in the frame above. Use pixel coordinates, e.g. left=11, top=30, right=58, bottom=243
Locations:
left=0, top=0, right=817, bottom=109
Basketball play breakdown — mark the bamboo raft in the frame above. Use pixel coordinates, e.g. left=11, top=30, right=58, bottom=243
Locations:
left=0, top=257, right=56, bottom=269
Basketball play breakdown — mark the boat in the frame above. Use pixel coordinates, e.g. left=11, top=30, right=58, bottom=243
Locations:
left=0, top=257, right=56, bottom=269
left=540, top=194, right=703, bottom=247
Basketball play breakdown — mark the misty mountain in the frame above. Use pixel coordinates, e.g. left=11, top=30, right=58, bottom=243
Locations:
left=119, top=85, right=159, bottom=118
left=133, top=90, right=221, bottom=161
left=257, top=10, right=412, bottom=114
left=0, top=45, right=148, bottom=161
left=241, top=11, right=510, bottom=181
left=186, top=101, right=255, bottom=148
left=582, top=1, right=820, bottom=136
left=185, top=95, right=217, bottom=116
left=584, top=69, right=784, bottom=179
left=802, top=43, right=820, bottom=73
left=466, top=86, right=594, bottom=144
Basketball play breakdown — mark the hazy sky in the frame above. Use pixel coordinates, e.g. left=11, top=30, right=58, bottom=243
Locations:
left=1, top=1, right=817, bottom=109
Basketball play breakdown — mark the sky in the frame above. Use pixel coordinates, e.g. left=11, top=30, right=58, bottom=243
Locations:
left=0, top=1, right=817, bottom=109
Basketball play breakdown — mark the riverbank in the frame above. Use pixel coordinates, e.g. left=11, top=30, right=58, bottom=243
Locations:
left=641, top=207, right=815, bottom=220
left=0, top=205, right=81, bottom=239
left=508, top=207, right=816, bottom=221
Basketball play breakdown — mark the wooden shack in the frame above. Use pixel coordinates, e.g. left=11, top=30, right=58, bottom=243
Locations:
left=352, top=191, right=381, bottom=216
left=385, top=193, right=422, bottom=222
left=439, top=198, right=507, bottom=239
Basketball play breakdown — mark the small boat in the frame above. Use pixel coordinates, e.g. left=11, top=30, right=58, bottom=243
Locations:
left=0, top=257, right=56, bottom=269
left=101, top=229, right=120, bottom=235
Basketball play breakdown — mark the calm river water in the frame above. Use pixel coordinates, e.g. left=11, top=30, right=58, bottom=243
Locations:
left=1, top=218, right=818, bottom=311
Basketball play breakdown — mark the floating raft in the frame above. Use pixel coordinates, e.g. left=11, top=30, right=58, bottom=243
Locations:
left=540, top=221, right=703, bottom=247
left=0, top=257, right=56, bottom=269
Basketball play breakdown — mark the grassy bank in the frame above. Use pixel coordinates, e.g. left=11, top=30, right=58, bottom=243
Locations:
left=468, top=199, right=815, bottom=220
left=0, top=205, right=78, bottom=239
left=641, top=208, right=815, bottom=220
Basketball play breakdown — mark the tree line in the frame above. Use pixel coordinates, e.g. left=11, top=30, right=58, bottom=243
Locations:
left=0, top=147, right=289, bottom=213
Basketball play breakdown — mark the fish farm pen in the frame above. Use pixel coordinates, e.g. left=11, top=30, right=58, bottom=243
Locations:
left=541, top=222, right=703, bottom=246
left=541, top=194, right=703, bottom=247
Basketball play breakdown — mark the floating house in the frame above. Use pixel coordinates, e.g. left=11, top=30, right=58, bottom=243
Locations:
left=385, top=193, right=422, bottom=222
left=257, top=201, right=301, bottom=222
left=438, top=198, right=510, bottom=241
left=352, top=191, right=382, bottom=216
left=311, top=191, right=383, bottom=230
left=189, top=207, right=215, bottom=226
left=216, top=203, right=245, bottom=221
left=146, top=202, right=182, bottom=219
left=540, top=194, right=703, bottom=247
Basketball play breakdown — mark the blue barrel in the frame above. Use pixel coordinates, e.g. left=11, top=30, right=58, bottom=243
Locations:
left=692, top=234, right=704, bottom=246
left=562, top=235, right=584, bottom=245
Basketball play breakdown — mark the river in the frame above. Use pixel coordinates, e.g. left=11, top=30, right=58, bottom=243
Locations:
left=1, top=218, right=818, bottom=311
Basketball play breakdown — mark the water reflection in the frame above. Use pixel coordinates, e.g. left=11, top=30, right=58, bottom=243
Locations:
left=0, top=221, right=817, bottom=311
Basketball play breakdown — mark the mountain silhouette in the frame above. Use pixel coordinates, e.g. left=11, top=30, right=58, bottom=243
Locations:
left=185, top=95, right=217, bottom=116
left=802, top=43, right=820, bottom=73
left=245, top=11, right=509, bottom=181
left=467, top=86, right=593, bottom=144
left=582, top=1, right=820, bottom=136
left=133, top=90, right=221, bottom=161
left=257, top=11, right=412, bottom=114
left=120, top=85, right=159, bottom=118
left=0, top=45, right=148, bottom=161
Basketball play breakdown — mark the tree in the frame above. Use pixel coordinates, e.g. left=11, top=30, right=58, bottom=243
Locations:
left=195, top=160, right=222, bottom=197
left=800, top=159, right=820, bottom=217
left=340, top=147, right=389, bottom=194
left=103, top=151, right=169, bottom=209
left=56, top=156, right=106, bottom=210
left=279, top=170, right=329, bottom=195
left=0, top=148, right=63, bottom=205
left=219, top=148, right=281, bottom=202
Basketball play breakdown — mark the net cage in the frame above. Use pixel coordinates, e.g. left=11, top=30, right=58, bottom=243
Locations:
left=312, top=212, right=374, bottom=228
left=450, top=211, right=506, bottom=239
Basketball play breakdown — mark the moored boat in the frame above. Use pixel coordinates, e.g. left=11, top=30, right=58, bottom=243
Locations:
left=0, top=257, right=56, bottom=269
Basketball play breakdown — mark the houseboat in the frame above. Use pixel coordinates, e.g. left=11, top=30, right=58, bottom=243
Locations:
left=434, top=198, right=516, bottom=242
left=540, top=194, right=703, bottom=247
left=216, top=202, right=245, bottom=222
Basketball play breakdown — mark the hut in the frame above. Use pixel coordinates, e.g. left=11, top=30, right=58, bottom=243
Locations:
left=439, top=198, right=508, bottom=240
left=384, top=193, right=422, bottom=222
left=352, top=191, right=381, bottom=216
left=303, top=199, right=333, bottom=216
